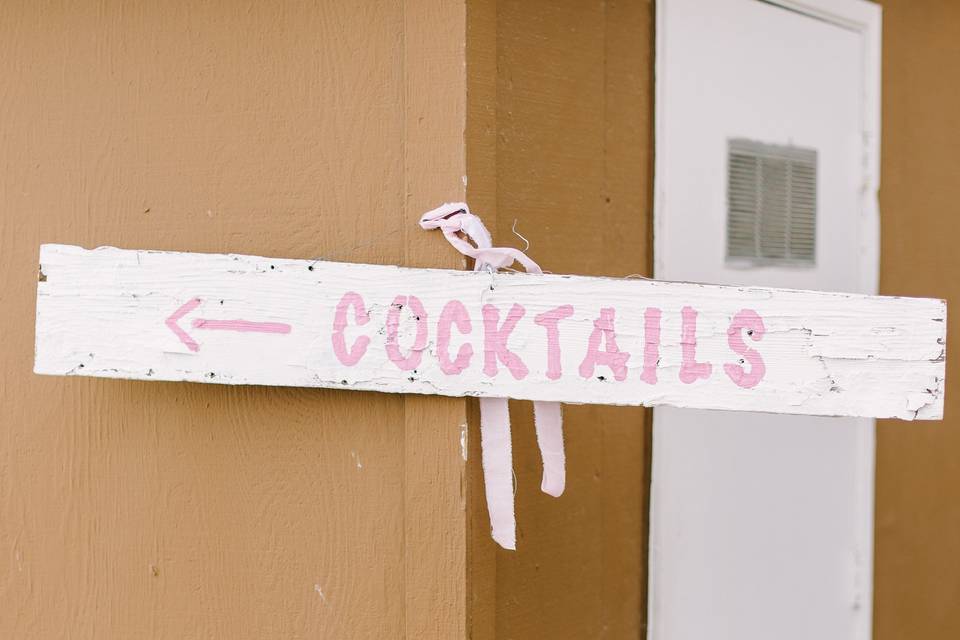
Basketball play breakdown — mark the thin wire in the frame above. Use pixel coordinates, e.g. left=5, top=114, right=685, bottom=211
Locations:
left=511, top=219, right=530, bottom=251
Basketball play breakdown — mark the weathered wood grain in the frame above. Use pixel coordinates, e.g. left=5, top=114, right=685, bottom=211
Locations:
left=36, top=243, right=946, bottom=420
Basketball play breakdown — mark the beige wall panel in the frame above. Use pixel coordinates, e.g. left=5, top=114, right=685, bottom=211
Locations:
left=875, top=1, right=960, bottom=638
left=466, top=1, right=654, bottom=637
left=0, top=1, right=468, bottom=638
left=465, top=0, right=500, bottom=637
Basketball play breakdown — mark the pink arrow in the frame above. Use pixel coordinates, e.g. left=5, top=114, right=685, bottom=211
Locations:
left=166, top=298, right=291, bottom=352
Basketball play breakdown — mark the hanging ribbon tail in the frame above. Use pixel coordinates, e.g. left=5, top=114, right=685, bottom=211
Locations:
left=533, top=401, right=566, bottom=497
left=479, top=397, right=516, bottom=550
left=420, top=203, right=551, bottom=550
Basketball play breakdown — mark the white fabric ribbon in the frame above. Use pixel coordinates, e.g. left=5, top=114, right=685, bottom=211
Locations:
left=420, top=202, right=565, bottom=550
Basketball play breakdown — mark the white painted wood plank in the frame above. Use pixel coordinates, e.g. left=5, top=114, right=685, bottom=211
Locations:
left=34, top=244, right=946, bottom=420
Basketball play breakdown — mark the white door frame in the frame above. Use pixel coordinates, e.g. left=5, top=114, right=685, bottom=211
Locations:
left=650, top=0, right=882, bottom=637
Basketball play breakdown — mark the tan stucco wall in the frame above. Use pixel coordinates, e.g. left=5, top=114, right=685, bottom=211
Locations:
left=0, top=2, right=471, bottom=638
left=466, top=1, right=654, bottom=637
left=875, top=1, right=960, bottom=637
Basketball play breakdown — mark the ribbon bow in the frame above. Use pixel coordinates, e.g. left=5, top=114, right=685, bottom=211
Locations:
left=420, top=202, right=565, bottom=550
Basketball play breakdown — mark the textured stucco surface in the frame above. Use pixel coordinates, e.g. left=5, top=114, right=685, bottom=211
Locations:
left=0, top=2, right=470, bottom=638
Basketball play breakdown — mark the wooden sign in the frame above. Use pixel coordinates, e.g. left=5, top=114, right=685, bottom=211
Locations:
left=35, top=244, right=946, bottom=420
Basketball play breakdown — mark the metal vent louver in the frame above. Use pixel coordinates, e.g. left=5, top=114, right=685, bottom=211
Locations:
left=726, top=139, right=817, bottom=266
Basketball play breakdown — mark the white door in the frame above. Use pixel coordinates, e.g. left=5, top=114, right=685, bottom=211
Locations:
left=650, top=1, right=881, bottom=639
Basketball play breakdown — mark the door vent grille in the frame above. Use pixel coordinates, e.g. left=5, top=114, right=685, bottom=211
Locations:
left=726, top=139, right=817, bottom=266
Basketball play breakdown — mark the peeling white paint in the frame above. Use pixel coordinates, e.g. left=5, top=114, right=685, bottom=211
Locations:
left=34, top=244, right=946, bottom=420
left=459, top=422, right=468, bottom=461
